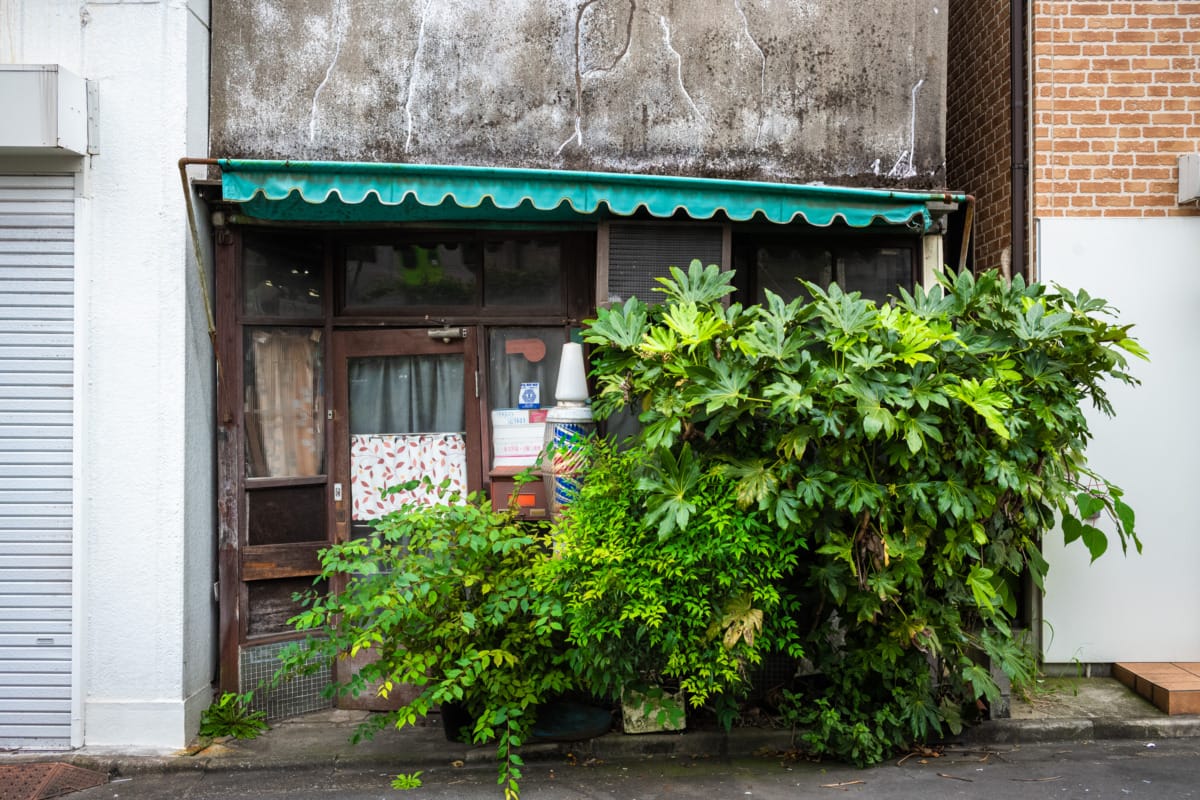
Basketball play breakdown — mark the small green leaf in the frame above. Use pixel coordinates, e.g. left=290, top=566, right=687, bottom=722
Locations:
left=1075, top=492, right=1105, bottom=520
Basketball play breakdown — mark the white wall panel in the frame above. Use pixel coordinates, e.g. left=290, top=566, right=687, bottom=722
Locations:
left=1039, top=217, right=1200, bottom=663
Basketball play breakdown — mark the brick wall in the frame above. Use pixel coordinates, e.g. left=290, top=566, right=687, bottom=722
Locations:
left=947, top=2, right=1015, bottom=272
left=1033, top=2, right=1200, bottom=218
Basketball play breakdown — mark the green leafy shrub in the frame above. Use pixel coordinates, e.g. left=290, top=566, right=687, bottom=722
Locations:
left=280, top=481, right=574, bottom=799
left=543, top=437, right=803, bottom=710
left=198, top=691, right=268, bottom=740
left=578, top=261, right=1144, bottom=764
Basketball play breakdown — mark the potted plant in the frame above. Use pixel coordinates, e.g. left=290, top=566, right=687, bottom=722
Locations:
left=542, top=437, right=798, bottom=734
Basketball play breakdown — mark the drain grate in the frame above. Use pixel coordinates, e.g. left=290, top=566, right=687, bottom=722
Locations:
left=0, top=763, right=108, bottom=800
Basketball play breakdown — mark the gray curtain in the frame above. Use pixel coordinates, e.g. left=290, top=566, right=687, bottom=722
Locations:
left=348, top=354, right=464, bottom=435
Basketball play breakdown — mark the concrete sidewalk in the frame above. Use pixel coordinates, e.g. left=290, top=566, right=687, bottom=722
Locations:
left=8, top=677, right=1200, bottom=779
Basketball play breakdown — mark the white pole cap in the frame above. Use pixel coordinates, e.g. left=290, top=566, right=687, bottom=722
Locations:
left=554, top=342, right=589, bottom=405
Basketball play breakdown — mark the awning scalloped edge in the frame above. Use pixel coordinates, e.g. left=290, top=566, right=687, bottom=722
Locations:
left=218, top=159, right=964, bottom=229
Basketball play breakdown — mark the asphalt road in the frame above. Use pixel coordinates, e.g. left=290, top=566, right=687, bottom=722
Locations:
left=76, top=738, right=1200, bottom=799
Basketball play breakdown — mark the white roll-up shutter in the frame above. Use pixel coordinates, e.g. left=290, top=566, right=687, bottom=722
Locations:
left=0, top=173, right=74, bottom=749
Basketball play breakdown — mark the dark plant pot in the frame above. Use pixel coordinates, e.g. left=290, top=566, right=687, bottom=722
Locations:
left=441, top=699, right=613, bottom=743
left=441, top=701, right=475, bottom=743
left=530, top=700, right=613, bottom=742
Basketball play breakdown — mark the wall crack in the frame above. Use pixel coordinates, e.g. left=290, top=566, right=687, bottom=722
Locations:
left=309, top=0, right=349, bottom=143
left=659, top=14, right=709, bottom=131
left=887, top=77, right=925, bottom=179
left=403, top=0, right=434, bottom=154
left=732, top=0, right=766, bottom=147
left=559, top=0, right=636, bottom=155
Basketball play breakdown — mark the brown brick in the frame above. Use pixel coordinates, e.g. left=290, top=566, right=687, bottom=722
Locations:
left=1108, top=70, right=1156, bottom=83
left=1134, top=152, right=1178, bottom=165
left=1115, top=30, right=1157, bottom=43
left=1158, top=139, right=1198, bottom=151
left=1109, top=111, right=1155, bottom=123
left=1133, top=1, right=1186, bottom=13
left=1142, top=125, right=1187, bottom=137
left=1079, top=180, right=1125, bottom=193
left=1107, top=85, right=1148, bottom=96
left=1148, top=43, right=1193, bottom=54
left=1152, top=112, right=1194, bottom=124
left=1120, top=139, right=1158, bottom=152
left=1071, top=29, right=1120, bottom=42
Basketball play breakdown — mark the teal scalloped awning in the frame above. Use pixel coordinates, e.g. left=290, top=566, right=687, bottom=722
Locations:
left=219, top=159, right=961, bottom=230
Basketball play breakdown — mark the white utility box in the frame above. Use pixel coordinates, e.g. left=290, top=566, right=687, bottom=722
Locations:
left=1179, top=153, right=1200, bottom=204
left=0, top=65, right=89, bottom=155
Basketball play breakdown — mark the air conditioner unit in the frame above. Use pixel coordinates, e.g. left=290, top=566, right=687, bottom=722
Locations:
left=1178, top=154, right=1200, bottom=204
left=597, top=221, right=730, bottom=307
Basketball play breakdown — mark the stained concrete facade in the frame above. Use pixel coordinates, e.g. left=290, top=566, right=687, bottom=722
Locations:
left=210, top=0, right=948, bottom=187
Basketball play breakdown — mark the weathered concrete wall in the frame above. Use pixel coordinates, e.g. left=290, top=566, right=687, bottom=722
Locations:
left=210, top=0, right=948, bottom=187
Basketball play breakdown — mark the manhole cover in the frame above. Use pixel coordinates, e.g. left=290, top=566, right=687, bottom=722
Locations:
left=0, top=763, right=107, bottom=800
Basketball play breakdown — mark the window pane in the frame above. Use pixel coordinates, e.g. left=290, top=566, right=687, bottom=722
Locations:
left=836, top=246, right=913, bottom=304
left=750, top=243, right=913, bottom=304
left=344, top=242, right=479, bottom=309
left=247, top=485, right=326, bottom=545
left=348, top=355, right=465, bottom=435
left=244, top=328, right=325, bottom=478
left=243, top=234, right=324, bottom=317
left=487, top=328, right=565, bottom=470
left=487, top=328, right=567, bottom=409
left=484, top=240, right=563, bottom=307
left=754, top=245, right=834, bottom=304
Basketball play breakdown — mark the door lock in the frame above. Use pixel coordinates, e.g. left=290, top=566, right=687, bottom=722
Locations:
left=427, top=326, right=467, bottom=343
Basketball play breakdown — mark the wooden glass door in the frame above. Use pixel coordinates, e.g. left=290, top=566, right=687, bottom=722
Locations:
left=329, top=328, right=481, bottom=709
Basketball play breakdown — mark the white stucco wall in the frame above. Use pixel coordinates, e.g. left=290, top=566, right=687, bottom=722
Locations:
left=3, top=0, right=215, bottom=748
left=1038, top=217, right=1200, bottom=664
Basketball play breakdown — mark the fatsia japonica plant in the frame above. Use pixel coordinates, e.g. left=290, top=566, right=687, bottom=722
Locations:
left=578, top=260, right=1145, bottom=764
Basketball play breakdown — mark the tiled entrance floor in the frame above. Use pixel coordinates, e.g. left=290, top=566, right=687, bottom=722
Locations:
left=1113, top=662, right=1200, bottom=715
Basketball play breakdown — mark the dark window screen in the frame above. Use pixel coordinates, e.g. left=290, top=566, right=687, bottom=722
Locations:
left=606, top=224, right=724, bottom=306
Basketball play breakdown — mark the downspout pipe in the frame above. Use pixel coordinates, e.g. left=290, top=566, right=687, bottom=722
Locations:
left=957, top=194, right=976, bottom=273
left=179, top=157, right=222, bottom=379
left=1011, top=0, right=1027, bottom=280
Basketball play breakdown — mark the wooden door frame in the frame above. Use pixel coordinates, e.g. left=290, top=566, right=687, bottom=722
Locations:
left=329, top=327, right=483, bottom=543
left=328, top=327, right=482, bottom=709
